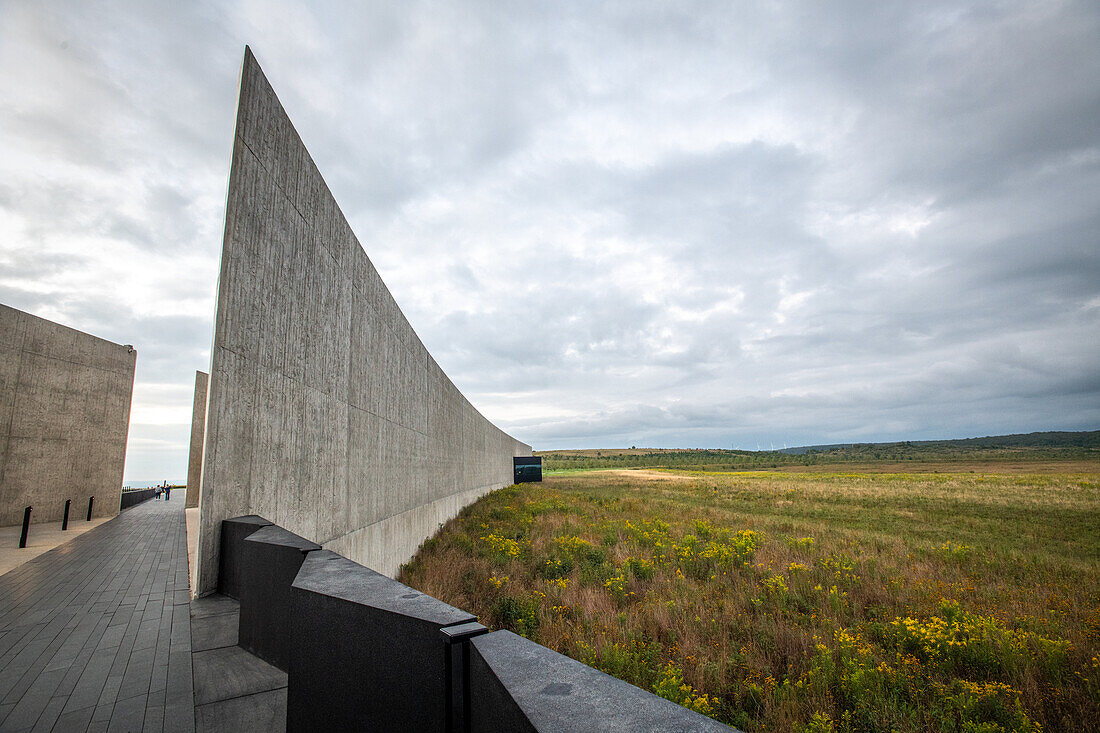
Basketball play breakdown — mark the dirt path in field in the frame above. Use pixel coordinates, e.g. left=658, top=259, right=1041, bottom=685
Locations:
left=608, top=469, right=696, bottom=481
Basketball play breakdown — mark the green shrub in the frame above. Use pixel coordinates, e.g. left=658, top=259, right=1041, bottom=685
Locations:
left=492, top=595, right=540, bottom=637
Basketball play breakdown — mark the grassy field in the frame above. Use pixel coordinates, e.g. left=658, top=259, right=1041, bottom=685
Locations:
left=399, top=463, right=1100, bottom=732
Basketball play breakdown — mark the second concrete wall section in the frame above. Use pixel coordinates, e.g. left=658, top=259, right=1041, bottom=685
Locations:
left=0, top=303, right=136, bottom=525
left=185, top=370, right=207, bottom=509
left=195, top=49, right=531, bottom=595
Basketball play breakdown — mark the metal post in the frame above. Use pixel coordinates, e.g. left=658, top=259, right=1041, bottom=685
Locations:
left=87, top=496, right=94, bottom=521
left=19, top=506, right=32, bottom=548
left=62, top=499, right=71, bottom=530
left=440, top=621, right=489, bottom=733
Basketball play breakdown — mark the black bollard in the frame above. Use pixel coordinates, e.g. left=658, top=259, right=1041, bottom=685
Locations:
left=62, top=499, right=71, bottom=530
left=19, top=506, right=32, bottom=548
left=87, top=496, right=94, bottom=521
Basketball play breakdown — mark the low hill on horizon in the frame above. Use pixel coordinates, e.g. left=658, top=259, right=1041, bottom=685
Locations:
left=776, top=429, right=1100, bottom=454
left=534, top=430, right=1100, bottom=471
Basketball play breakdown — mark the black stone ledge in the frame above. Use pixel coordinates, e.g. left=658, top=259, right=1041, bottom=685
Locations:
left=291, top=550, right=474, bottom=626
left=469, top=631, right=737, bottom=733
left=239, top=525, right=320, bottom=671
left=120, top=487, right=158, bottom=509
left=287, top=550, right=476, bottom=733
left=218, top=515, right=272, bottom=600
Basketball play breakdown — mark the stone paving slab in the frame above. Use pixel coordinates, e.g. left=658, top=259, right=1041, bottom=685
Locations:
left=188, top=596, right=285, bottom=733
left=0, top=518, right=114, bottom=579
left=194, top=689, right=285, bottom=733
left=0, top=496, right=193, bottom=732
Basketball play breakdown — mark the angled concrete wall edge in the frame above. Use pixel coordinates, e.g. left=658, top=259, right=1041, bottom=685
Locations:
left=185, top=370, right=208, bottom=509
left=195, top=47, right=531, bottom=595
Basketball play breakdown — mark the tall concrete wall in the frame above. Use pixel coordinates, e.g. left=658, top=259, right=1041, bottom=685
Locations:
left=0, top=304, right=136, bottom=525
left=185, top=370, right=208, bottom=508
left=195, top=48, right=531, bottom=595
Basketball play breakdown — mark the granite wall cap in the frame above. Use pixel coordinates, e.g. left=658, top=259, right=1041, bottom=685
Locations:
left=244, top=524, right=321, bottom=553
left=225, top=515, right=274, bottom=528
left=471, top=631, right=735, bottom=733
left=440, top=621, right=489, bottom=644
left=292, top=550, right=475, bottom=627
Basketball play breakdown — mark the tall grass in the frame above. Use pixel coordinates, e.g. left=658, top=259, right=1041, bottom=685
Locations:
left=399, top=467, right=1100, bottom=732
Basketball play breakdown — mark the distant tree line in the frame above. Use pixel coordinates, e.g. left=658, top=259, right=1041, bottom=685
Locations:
left=535, top=431, right=1100, bottom=471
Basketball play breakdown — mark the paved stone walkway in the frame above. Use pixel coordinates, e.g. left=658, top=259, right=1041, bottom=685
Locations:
left=0, top=518, right=115, bottom=579
left=0, top=497, right=193, bottom=732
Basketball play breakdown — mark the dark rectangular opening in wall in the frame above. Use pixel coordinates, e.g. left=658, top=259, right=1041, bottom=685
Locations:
left=513, top=456, right=542, bottom=483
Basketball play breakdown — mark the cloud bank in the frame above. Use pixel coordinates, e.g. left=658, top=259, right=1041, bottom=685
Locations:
left=0, top=1, right=1097, bottom=478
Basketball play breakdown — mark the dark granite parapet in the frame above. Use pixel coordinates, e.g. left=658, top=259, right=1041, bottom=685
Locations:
left=217, top=515, right=272, bottom=599
left=120, top=487, right=158, bottom=509
left=286, top=550, right=475, bottom=733
left=469, top=630, right=735, bottom=732
left=239, top=525, right=320, bottom=670
left=217, top=515, right=737, bottom=732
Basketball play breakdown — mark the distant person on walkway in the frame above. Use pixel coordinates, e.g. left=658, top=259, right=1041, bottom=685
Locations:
left=165, top=485, right=171, bottom=501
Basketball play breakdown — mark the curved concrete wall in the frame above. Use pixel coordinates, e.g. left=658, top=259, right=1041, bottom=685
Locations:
left=195, top=48, right=530, bottom=595
left=0, top=303, right=136, bottom=525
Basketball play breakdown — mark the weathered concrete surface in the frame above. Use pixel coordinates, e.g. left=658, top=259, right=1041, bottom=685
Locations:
left=195, top=48, right=531, bottom=595
left=185, top=371, right=208, bottom=509
left=0, top=303, right=136, bottom=526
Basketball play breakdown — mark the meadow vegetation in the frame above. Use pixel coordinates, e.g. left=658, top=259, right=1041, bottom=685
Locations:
left=400, top=461, right=1100, bottom=732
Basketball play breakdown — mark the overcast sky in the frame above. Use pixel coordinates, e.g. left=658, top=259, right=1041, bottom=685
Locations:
left=1, top=1, right=1098, bottom=480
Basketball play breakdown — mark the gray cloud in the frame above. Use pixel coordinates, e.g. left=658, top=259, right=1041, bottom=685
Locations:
left=0, top=1, right=1097, bottom=478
